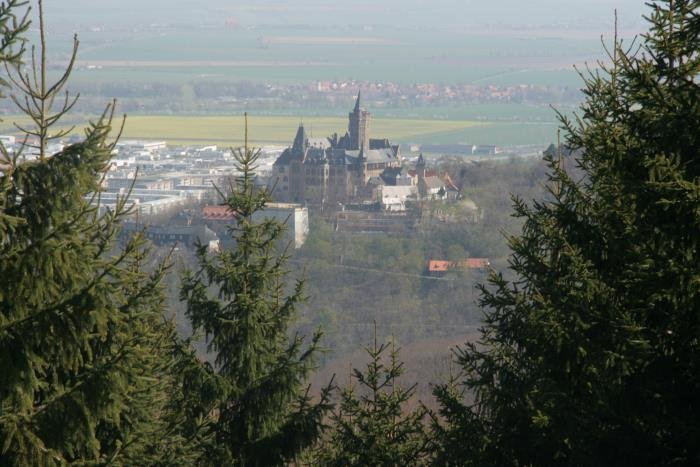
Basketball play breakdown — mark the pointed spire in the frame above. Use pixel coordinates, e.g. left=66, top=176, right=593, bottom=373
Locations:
left=353, top=90, right=361, bottom=113
left=292, top=123, right=308, bottom=152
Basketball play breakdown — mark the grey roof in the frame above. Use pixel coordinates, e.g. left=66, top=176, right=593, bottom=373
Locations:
left=121, top=223, right=219, bottom=244
left=380, top=166, right=406, bottom=185
left=346, top=148, right=397, bottom=164
left=370, top=138, right=390, bottom=149
left=274, top=147, right=300, bottom=166
left=303, top=147, right=327, bottom=164
left=308, top=137, right=331, bottom=149
left=292, top=124, right=308, bottom=152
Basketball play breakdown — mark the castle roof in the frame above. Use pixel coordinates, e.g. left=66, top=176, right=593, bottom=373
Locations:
left=344, top=148, right=397, bottom=164
left=273, top=96, right=400, bottom=169
left=292, top=124, right=308, bottom=151
left=308, top=137, right=331, bottom=149
left=274, top=147, right=300, bottom=166
left=353, top=90, right=361, bottom=113
left=369, top=138, right=390, bottom=149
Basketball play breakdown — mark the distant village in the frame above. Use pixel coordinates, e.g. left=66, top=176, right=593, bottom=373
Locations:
left=0, top=96, right=488, bottom=274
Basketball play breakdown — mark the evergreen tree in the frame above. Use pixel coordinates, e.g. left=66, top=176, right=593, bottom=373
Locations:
left=180, top=116, right=331, bottom=466
left=0, top=0, right=28, bottom=244
left=434, top=2, right=700, bottom=465
left=0, top=2, right=194, bottom=464
left=316, top=330, right=429, bottom=466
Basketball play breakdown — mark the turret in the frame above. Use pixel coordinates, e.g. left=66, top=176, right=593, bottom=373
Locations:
left=292, top=123, right=308, bottom=153
left=353, top=90, right=361, bottom=113
left=348, top=90, right=370, bottom=151
left=416, top=153, right=426, bottom=179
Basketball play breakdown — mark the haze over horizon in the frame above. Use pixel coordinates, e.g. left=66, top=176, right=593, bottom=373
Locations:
left=49, top=1, right=647, bottom=34
left=6, top=1, right=656, bottom=148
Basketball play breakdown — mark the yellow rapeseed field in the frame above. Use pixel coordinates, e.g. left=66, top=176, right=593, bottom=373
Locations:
left=0, top=114, right=485, bottom=147
left=116, top=115, right=484, bottom=147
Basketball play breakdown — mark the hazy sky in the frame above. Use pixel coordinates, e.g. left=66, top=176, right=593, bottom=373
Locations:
left=49, top=1, right=649, bottom=32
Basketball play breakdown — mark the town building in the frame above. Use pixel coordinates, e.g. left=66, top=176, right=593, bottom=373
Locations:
left=272, top=92, right=401, bottom=205
left=202, top=202, right=309, bottom=249
left=120, top=222, right=220, bottom=251
left=427, top=258, right=491, bottom=276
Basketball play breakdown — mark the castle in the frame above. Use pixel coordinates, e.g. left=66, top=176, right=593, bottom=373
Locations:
left=272, top=93, right=402, bottom=205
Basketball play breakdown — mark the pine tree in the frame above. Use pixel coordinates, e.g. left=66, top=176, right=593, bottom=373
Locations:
left=180, top=116, right=331, bottom=466
left=434, top=2, right=700, bottom=465
left=316, top=329, right=429, bottom=466
left=0, top=1, right=30, bottom=235
left=0, top=2, right=193, bottom=464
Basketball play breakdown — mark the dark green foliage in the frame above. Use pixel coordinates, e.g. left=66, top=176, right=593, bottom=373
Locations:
left=0, top=3, right=196, bottom=464
left=317, top=332, right=429, bottom=466
left=434, top=1, right=700, bottom=465
left=0, top=110, right=185, bottom=465
left=180, top=120, right=331, bottom=465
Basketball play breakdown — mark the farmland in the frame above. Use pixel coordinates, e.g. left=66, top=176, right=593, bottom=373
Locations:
left=0, top=113, right=563, bottom=148
left=111, top=115, right=485, bottom=147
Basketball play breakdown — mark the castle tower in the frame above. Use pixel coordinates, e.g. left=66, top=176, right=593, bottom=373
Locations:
left=348, top=91, right=370, bottom=151
left=292, top=123, right=308, bottom=153
left=416, top=153, right=426, bottom=179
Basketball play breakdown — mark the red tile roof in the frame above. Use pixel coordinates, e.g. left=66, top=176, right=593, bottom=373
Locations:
left=428, top=260, right=451, bottom=272
left=202, top=205, right=236, bottom=220
left=428, top=258, right=490, bottom=272
left=464, top=258, right=490, bottom=269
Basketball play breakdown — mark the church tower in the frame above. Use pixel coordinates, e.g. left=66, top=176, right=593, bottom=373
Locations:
left=348, top=91, right=370, bottom=151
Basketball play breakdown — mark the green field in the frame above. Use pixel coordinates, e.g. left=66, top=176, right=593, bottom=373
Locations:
left=90, top=115, right=487, bottom=147
left=0, top=114, right=562, bottom=148
left=48, top=22, right=597, bottom=87
left=118, top=116, right=559, bottom=148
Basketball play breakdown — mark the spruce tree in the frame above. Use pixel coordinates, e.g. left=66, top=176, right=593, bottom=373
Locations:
left=0, top=2, right=193, bottom=464
left=316, top=330, right=429, bottom=467
left=434, top=1, right=700, bottom=465
left=180, top=116, right=331, bottom=466
left=0, top=0, right=29, bottom=241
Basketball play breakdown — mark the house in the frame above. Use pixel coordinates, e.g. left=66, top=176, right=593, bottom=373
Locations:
left=120, top=222, right=220, bottom=251
left=201, top=202, right=309, bottom=248
left=428, top=258, right=491, bottom=276
left=380, top=185, right=417, bottom=212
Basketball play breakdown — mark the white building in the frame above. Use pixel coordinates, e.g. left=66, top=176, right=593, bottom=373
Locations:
left=0, top=135, right=16, bottom=146
left=380, top=185, right=417, bottom=212
left=251, top=203, right=309, bottom=248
